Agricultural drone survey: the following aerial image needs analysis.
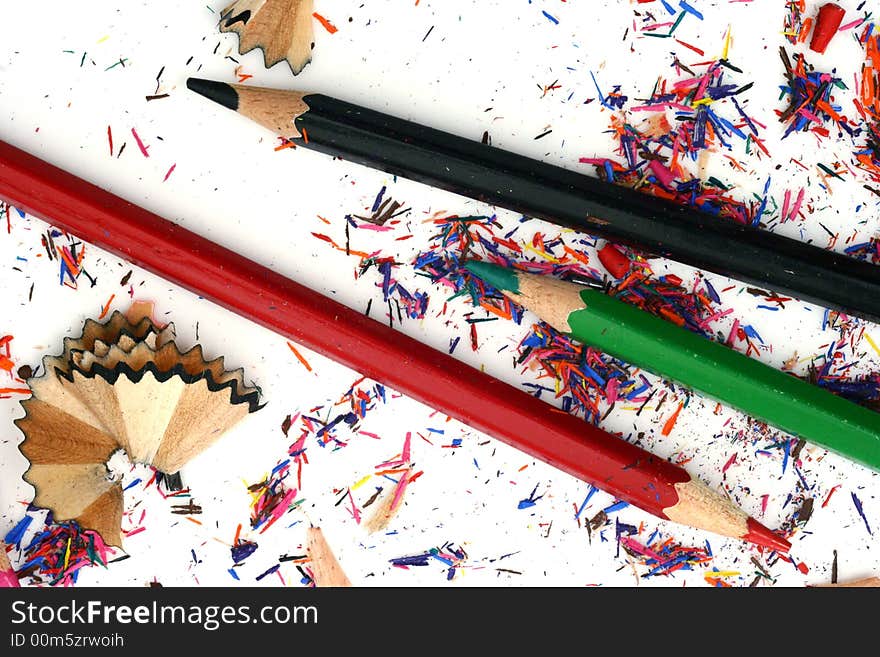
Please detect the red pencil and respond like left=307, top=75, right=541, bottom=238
left=0, top=139, right=788, bottom=551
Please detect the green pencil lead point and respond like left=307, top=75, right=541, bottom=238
left=462, top=260, right=521, bottom=294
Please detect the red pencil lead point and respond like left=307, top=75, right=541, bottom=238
left=744, top=517, right=791, bottom=553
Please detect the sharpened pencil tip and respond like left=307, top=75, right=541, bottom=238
left=463, top=260, right=521, bottom=294
left=186, top=78, right=240, bottom=111
left=744, top=517, right=791, bottom=552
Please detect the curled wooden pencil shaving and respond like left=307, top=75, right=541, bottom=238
left=16, top=305, right=263, bottom=547
left=220, top=0, right=316, bottom=75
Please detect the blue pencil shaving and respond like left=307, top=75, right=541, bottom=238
left=390, top=542, right=468, bottom=580
left=678, top=0, right=703, bottom=19
left=255, top=564, right=280, bottom=581
left=851, top=492, right=873, bottom=535
left=542, top=10, right=559, bottom=24
left=231, top=540, right=259, bottom=564
left=371, top=185, right=386, bottom=213
left=518, top=483, right=544, bottom=510
left=793, top=465, right=811, bottom=491
left=753, top=177, right=771, bottom=225
left=4, top=515, right=34, bottom=546
left=703, top=279, right=720, bottom=303
left=604, top=159, right=615, bottom=183
left=603, top=500, right=629, bottom=514
left=390, top=552, right=431, bottom=567
left=575, top=486, right=597, bottom=519
left=741, top=324, right=764, bottom=344
left=590, top=70, right=610, bottom=110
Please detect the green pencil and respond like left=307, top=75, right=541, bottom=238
left=464, top=260, right=880, bottom=472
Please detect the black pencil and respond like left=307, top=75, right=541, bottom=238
left=186, top=78, right=880, bottom=324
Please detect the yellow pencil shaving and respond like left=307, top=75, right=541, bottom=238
left=865, top=333, right=880, bottom=359
left=722, top=26, right=732, bottom=60
left=704, top=570, right=740, bottom=578
left=692, top=98, right=714, bottom=107
left=248, top=478, right=269, bottom=508
left=63, top=537, right=72, bottom=571
left=97, top=35, right=110, bottom=44
left=523, top=244, right=560, bottom=263
left=351, top=474, right=372, bottom=491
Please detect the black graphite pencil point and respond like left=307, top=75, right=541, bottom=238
left=186, top=78, right=239, bottom=111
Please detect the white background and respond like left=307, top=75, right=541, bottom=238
left=0, top=1, right=878, bottom=586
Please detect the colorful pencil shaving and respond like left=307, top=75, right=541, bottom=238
left=0, top=334, right=30, bottom=398
left=774, top=21, right=880, bottom=189
left=276, top=377, right=386, bottom=498
left=579, top=59, right=771, bottom=225
left=854, top=22, right=880, bottom=183
left=778, top=48, right=854, bottom=140
left=618, top=531, right=713, bottom=579
left=248, top=464, right=300, bottom=533
left=10, top=516, right=115, bottom=586
left=390, top=542, right=468, bottom=581
left=784, top=0, right=812, bottom=46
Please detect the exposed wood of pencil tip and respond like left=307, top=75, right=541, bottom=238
left=220, top=0, right=315, bottom=74
left=232, top=83, right=312, bottom=139
left=663, top=477, right=748, bottom=540
left=307, top=527, right=352, bottom=587
left=501, top=271, right=585, bottom=333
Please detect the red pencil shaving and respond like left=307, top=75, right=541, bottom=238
left=597, top=243, right=632, bottom=279
left=810, top=3, right=845, bottom=54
